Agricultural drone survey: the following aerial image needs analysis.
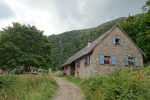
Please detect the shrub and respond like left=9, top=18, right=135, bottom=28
left=76, top=69, right=150, bottom=100
left=65, top=66, right=150, bottom=100
left=103, top=70, right=149, bottom=100
left=80, top=77, right=105, bottom=100
left=0, top=75, right=17, bottom=89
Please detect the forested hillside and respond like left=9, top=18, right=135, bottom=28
left=48, top=17, right=126, bottom=69
left=49, top=10, right=150, bottom=69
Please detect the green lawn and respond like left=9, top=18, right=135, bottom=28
left=66, top=65, right=150, bottom=100
left=0, top=74, right=58, bottom=100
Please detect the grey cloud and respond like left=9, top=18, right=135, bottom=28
left=50, top=0, right=146, bottom=29
left=23, top=0, right=85, bottom=29
left=0, top=0, right=15, bottom=19
left=25, top=0, right=83, bottom=20
left=76, top=0, right=146, bottom=28
left=2, top=0, right=146, bottom=34
left=24, top=0, right=146, bottom=28
left=51, top=0, right=82, bottom=20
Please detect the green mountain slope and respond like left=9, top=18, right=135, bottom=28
left=48, top=12, right=150, bottom=70
left=48, top=17, right=127, bottom=69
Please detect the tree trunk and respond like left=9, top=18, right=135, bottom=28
left=24, top=66, right=31, bottom=72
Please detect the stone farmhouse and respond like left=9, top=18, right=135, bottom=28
left=60, top=25, right=145, bottom=78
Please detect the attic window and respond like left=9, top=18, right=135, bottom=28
left=113, top=37, right=123, bottom=46
left=115, top=39, right=120, bottom=45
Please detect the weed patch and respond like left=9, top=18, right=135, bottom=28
left=66, top=66, right=150, bottom=100
left=0, top=75, right=58, bottom=100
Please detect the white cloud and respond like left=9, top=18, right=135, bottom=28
left=0, top=0, right=146, bottom=35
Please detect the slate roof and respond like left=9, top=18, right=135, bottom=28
left=60, top=25, right=146, bottom=68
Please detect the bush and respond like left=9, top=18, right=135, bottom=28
left=80, top=69, right=150, bottom=100
left=80, top=77, right=105, bottom=100
left=9, top=68, right=24, bottom=74
left=103, top=70, right=149, bottom=100
left=66, top=66, right=150, bottom=100
left=0, top=75, right=17, bottom=89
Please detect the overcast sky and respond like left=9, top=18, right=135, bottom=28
left=0, top=0, right=146, bottom=35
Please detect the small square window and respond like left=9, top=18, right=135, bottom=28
left=76, top=61, right=80, bottom=68
left=128, top=57, right=134, bottom=66
left=115, top=38, right=120, bottom=45
left=84, top=56, right=90, bottom=66
left=104, top=56, right=111, bottom=64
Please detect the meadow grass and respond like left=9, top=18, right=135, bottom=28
left=0, top=74, right=58, bottom=100
left=66, top=65, right=150, bottom=100
left=66, top=76, right=82, bottom=85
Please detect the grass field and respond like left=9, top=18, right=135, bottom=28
left=0, top=74, right=58, bottom=100
left=66, top=65, right=150, bottom=100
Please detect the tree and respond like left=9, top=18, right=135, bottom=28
left=0, top=23, right=52, bottom=71
left=120, top=0, right=150, bottom=62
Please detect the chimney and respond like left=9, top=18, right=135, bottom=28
left=87, top=32, right=91, bottom=48
left=87, top=40, right=91, bottom=48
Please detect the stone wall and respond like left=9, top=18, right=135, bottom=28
left=91, top=27, right=143, bottom=75
left=65, top=26, right=144, bottom=78
left=74, top=55, right=93, bottom=78
left=62, top=66, right=71, bottom=75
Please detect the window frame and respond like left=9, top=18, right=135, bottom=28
left=99, top=55, right=117, bottom=65
left=113, top=37, right=123, bottom=46
left=115, top=38, right=120, bottom=45
left=104, top=56, right=111, bottom=64
left=124, top=56, right=139, bottom=67
left=76, top=60, right=80, bottom=68
left=84, top=55, right=90, bottom=66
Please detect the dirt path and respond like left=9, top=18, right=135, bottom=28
left=52, top=77, right=84, bottom=100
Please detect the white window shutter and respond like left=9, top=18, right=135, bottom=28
left=111, top=56, right=117, bottom=65
left=134, top=57, right=139, bottom=67
left=124, top=56, right=129, bottom=66
left=99, top=55, right=104, bottom=64
left=112, top=37, right=116, bottom=45
left=120, top=39, right=124, bottom=46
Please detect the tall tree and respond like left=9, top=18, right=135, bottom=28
left=120, top=0, right=150, bottom=62
left=0, top=23, right=52, bottom=71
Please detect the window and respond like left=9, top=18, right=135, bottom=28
left=76, top=61, right=80, bottom=68
left=99, top=55, right=117, bottom=65
left=113, top=37, right=123, bottom=46
left=115, top=39, right=120, bottom=45
left=104, top=56, right=111, bottom=64
left=124, top=56, right=139, bottom=66
left=128, top=57, right=134, bottom=66
left=84, top=55, right=90, bottom=66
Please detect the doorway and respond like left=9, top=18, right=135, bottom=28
left=70, top=62, right=75, bottom=76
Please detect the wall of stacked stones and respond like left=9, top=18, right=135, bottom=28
left=91, top=27, right=143, bottom=75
